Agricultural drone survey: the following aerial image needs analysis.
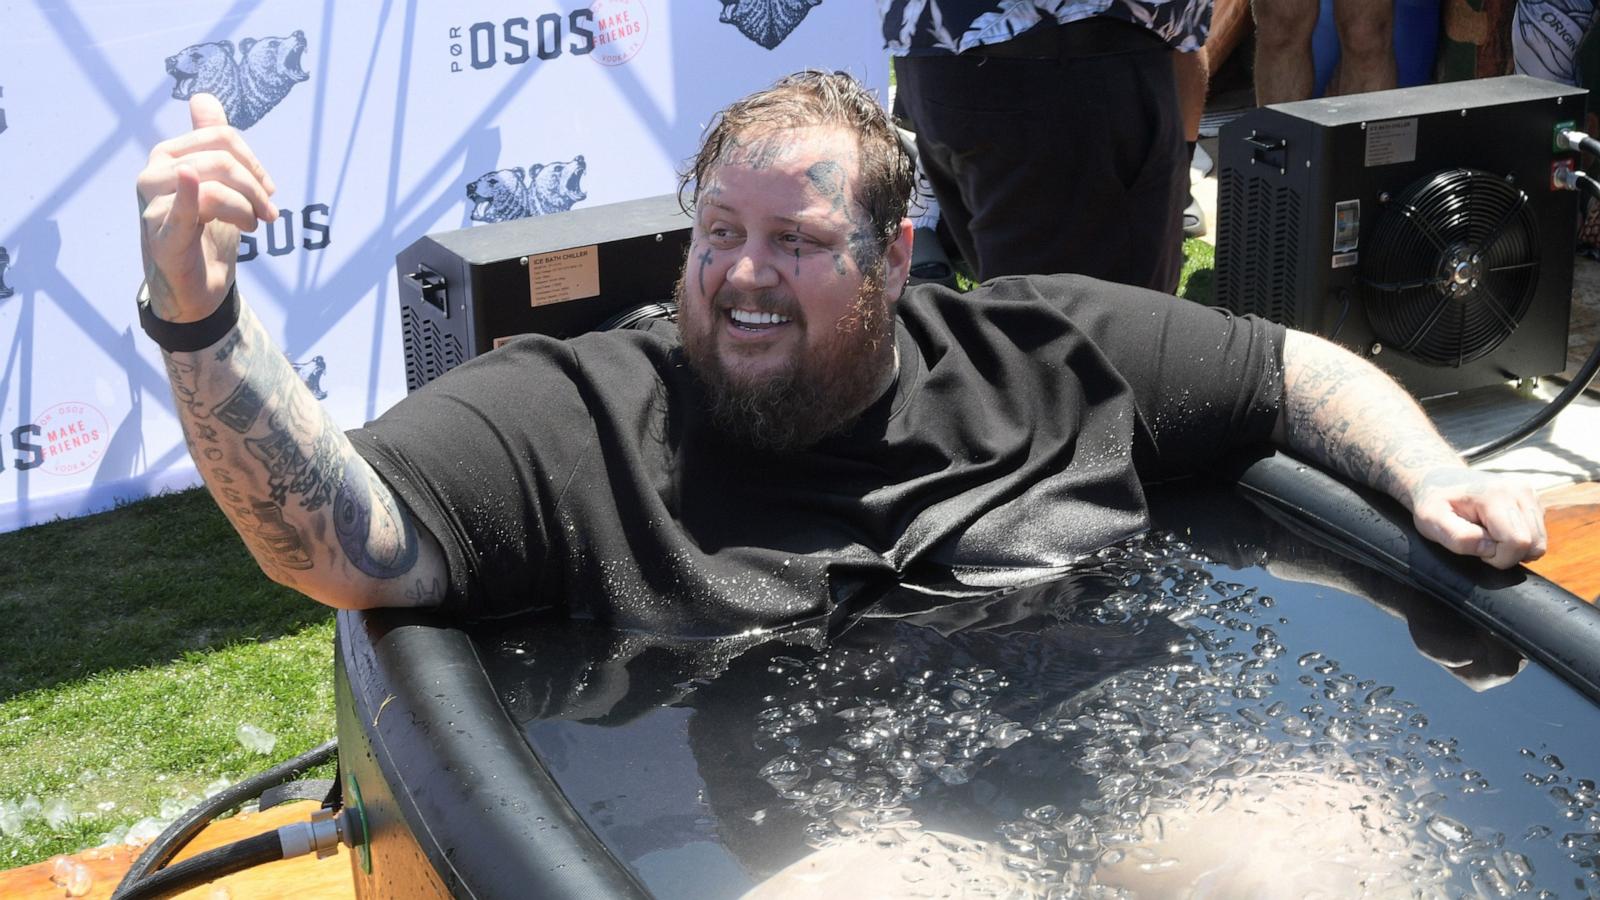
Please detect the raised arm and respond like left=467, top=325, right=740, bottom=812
left=1273, top=330, right=1547, bottom=569
left=137, top=94, right=446, bottom=609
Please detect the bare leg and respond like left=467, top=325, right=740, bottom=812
left=1176, top=46, right=1210, bottom=236
left=1176, top=45, right=1210, bottom=143
left=744, top=768, right=1435, bottom=898
left=1333, top=0, right=1397, bottom=94
left=1096, top=769, right=1432, bottom=896
left=1252, top=0, right=1319, bottom=104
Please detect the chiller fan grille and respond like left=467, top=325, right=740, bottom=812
left=1358, top=168, right=1540, bottom=367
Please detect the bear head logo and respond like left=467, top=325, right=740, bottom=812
left=465, top=156, right=588, bottom=223
left=165, top=30, right=309, bottom=129
left=527, top=156, right=588, bottom=216
left=466, top=168, right=531, bottom=223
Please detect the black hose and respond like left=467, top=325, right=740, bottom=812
left=1461, top=172, right=1600, bottom=462
left=112, top=830, right=283, bottom=900
left=1463, top=332, right=1600, bottom=462
left=113, top=738, right=337, bottom=898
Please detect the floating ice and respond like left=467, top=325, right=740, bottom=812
left=732, top=532, right=1599, bottom=895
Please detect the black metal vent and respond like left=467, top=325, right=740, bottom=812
left=1216, top=169, right=1302, bottom=329
left=1358, top=169, right=1539, bottom=367
left=401, top=306, right=466, bottom=390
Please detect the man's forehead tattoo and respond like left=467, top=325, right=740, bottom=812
left=805, top=161, right=850, bottom=215
left=721, top=133, right=798, bottom=170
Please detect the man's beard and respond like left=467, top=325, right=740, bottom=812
left=678, top=269, right=896, bottom=452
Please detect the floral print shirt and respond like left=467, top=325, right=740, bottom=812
left=880, top=0, right=1212, bottom=55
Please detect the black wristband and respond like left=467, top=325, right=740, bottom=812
left=138, top=281, right=241, bottom=353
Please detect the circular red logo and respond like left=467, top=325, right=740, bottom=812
left=34, top=401, right=109, bottom=476
left=589, top=0, right=648, bottom=66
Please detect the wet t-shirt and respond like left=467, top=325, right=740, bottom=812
left=347, top=274, right=1285, bottom=634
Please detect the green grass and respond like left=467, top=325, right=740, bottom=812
left=0, top=489, right=335, bottom=867
left=1178, top=237, right=1215, bottom=304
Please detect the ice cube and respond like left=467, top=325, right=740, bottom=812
left=236, top=723, right=278, bottom=755
left=43, top=797, right=73, bottom=830
left=63, top=860, right=92, bottom=897
left=126, top=817, right=166, bottom=845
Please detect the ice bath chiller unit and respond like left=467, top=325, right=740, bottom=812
left=1214, top=75, right=1583, bottom=397
left=394, top=194, right=690, bottom=391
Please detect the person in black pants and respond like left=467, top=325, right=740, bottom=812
left=886, top=3, right=1212, bottom=292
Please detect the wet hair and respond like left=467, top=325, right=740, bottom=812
left=678, top=70, right=914, bottom=259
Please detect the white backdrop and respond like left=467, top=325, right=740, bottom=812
left=0, top=1, right=889, bottom=532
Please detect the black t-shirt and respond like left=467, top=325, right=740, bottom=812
left=348, top=275, right=1285, bottom=633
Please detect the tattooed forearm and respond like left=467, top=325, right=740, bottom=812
left=159, top=297, right=445, bottom=609
left=214, top=379, right=266, bottom=433
left=333, top=458, right=419, bottom=579
left=247, top=499, right=315, bottom=571
left=213, top=330, right=243, bottom=362
left=404, top=577, right=446, bottom=606
left=1280, top=332, right=1461, bottom=507
left=243, top=398, right=344, bottom=512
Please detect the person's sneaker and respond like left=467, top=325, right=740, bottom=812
left=1183, top=194, right=1207, bottom=239
left=1190, top=143, right=1213, bottom=181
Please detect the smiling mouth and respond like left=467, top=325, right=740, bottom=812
left=728, top=308, right=793, bottom=330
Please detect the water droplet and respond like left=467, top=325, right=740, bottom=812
left=1426, top=814, right=1473, bottom=846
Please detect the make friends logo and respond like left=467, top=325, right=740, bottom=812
left=32, top=402, right=108, bottom=477
left=466, top=157, right=588, bottom=223
left=165, top=30, right=310, bottom=129
left=589, top=0, right=647, bottom=65
left=718, top=0, right=822, bottom=49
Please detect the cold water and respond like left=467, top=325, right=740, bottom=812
left=486, top=514, right=1600, bottom=897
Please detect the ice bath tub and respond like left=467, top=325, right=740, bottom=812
left=332, top=452, right=1600, bottom=897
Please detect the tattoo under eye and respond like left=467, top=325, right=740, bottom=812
left=698, top=247, right=714, bottom=295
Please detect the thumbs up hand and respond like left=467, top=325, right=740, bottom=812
left=135, top=93, right=279, bottom=322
